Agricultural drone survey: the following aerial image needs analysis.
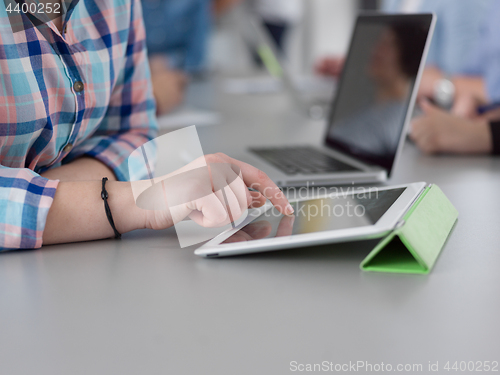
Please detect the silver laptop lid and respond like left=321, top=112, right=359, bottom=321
left=324, top=13, right=435, bottom=177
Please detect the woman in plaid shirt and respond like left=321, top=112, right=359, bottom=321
left=0, top=0, right=292, bottom=251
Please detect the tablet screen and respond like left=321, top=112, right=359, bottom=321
left=222, top=188, right=405, bottom=244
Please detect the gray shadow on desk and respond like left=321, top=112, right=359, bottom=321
left=212, top=238, right=378, bottom=262
left=197, top=238, right=430, bottom=304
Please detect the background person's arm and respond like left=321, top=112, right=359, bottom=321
left=410, top=100, right=492, bottom=154
left=451, top=76, right=488, bottom=117
left=315, top=56, right=345, bottom=77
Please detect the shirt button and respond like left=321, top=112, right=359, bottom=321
left=63, top=143, right=73, bottom=153
left=73, top=81, right=84, bottom=93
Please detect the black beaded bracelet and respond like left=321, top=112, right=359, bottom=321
left=101, top=177, right=121, bottom=239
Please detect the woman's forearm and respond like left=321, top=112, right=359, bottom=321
left=41, top=153, right=293, bottom=246
left=43, top=180, right=146, bottom=245
left=41, top=157, right=117, bottom=182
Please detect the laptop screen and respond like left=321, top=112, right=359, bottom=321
left=325, top=14, right=433, bottom=175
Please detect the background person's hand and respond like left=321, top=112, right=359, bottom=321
left=410, top=100, right=493, bottom=154
left=315, top=56, right=345, bottom=77
left=451, top=92, right=481, bottom=119
left=133, top=153, right=294, bottom=231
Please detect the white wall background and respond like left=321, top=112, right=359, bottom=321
left=307, top=0, right=357, bottom=61
left=209, top=0, right=358, bottom=74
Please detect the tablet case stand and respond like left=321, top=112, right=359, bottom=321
left=360, top=184, right=458, bottom=274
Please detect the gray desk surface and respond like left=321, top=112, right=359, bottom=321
left=1, top=78, right=500, bottom=375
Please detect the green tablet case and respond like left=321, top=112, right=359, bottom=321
left=360, top=185, right=458, bottom=274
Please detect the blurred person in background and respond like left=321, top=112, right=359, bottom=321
left=142, top=0, right=240, bottom=115
left=381, top=0, right=491, bottom=106
left=316, top=0, right=491, bottom=108
left=410, top=1, right=500, bottom=155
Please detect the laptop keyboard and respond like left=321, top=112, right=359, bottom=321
left=250, top=146, right=359, bottom=175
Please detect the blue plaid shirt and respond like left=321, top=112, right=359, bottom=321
left=0, top=0, right=158, bottom=250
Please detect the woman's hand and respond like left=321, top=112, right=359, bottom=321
left=132, top=153, right=294, bottom=231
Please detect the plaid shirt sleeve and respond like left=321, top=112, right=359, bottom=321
left=0, top=166, right=59, bottom=250
left=63, top=0, right=158, bottom=181
left=0, top=0, right=158, bottom=251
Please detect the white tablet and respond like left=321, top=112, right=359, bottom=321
left=195, top=182, right=427, bottom=258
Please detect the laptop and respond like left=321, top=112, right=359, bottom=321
left=235, top=13, right=435, bottom=187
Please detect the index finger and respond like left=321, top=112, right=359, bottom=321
left=215, top=153, right=294, bottom=215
